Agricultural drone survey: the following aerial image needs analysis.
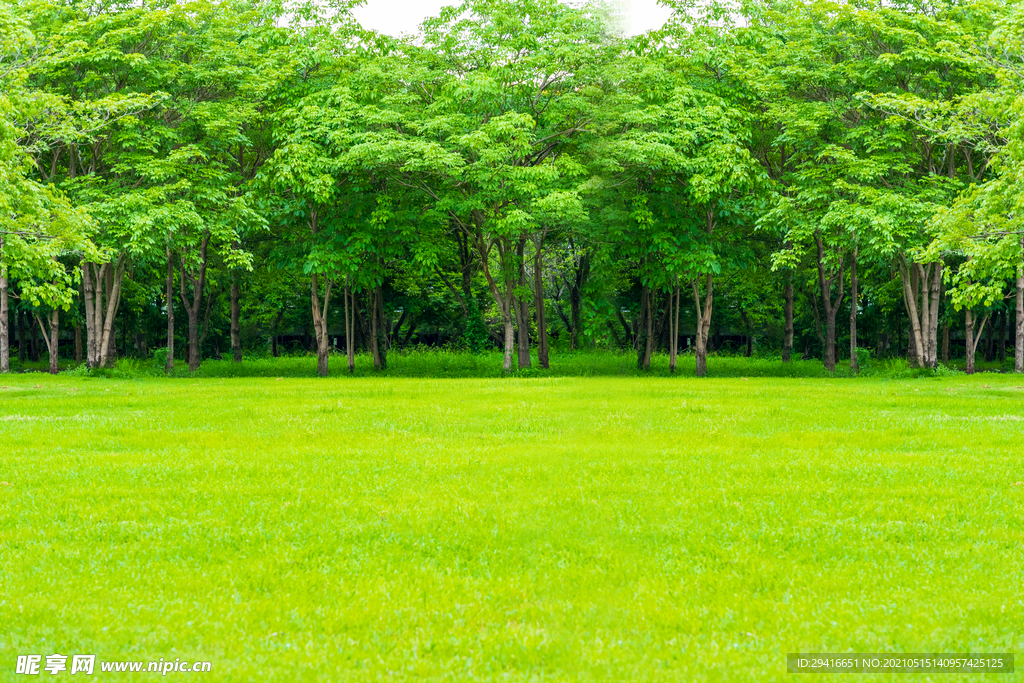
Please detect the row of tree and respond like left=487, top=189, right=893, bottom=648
left=1, top=0, right=1023, bottom=376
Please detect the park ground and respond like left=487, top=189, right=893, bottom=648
left=1, top=366, right=1022, bottom=681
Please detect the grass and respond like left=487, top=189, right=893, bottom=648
left=1, top=367, right=1022, bottom=680
left=8, top=346, right=1020, bottom=379
left=16, top=346, right=1014, bottom=379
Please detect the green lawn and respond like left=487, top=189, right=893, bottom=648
left=1, top=371, right=1022, bottom=681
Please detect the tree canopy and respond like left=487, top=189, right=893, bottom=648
left=3, top=0, right=1023, bottom=376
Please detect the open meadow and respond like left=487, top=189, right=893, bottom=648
left=1, top=367, right=1022, bottom=681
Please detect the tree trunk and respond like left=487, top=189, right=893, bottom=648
left=0, top=242, right=8, bottom=373
left=472, top=232, right=516, bottom=372
left=187, top=308, right=199, bottom=372
left=104, top=266, right=118, bottom=366
left=739, top=309, right=753, bottom=357
left=230, top=275, right=242, bottom=363
left=533, top=240, right=549, bottom=369
left=637, top=285, right=653, bottom=370
left=1016, top=247, right=1024, bottom=373
left=48, top=309, right=59, bottom=374
left=814, top=234, right=844, bottom=373
left=310, top=272, right=332, bottom=378
left=897, top=258, right=943, bottom=369
left=899, top=257, right=924, bottom=368
left=166, top=248, right=175, bottom=374
left=849, top=246, right=859, bottom=374
left=179, top=235, right=210, bottom=373
left=783, top=272, right=794, bottom=363
left=82, top=262, right=98, bottom=368
left=692, top=273, right=713, bottom=377
left=514, top=236, right=531, bottom=370
left=35, top=307, right=59, bottom=375
left=824, top=316, right=837, bottom=372
left=402, top=319, right=418, bottom=346
left=984, top=310, right=995, bottom=362
left=369, top=287, right=382, bottom=371
left=568, top=246, right=589, bottom=352
left=965, top=308, right=989, bottom=375
left=345, top=286, right=355, bottom=374
left=925, top=262, right=941, bottom=368
left=376, top=285, right=387, bottom=370
left=669, top=281, right=680, bottom=374
left=81, top=260, right=126, bottom=369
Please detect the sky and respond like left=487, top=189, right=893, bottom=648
left=351, top=0, right=674, bottom=38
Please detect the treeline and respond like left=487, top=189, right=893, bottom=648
left=1, top=0, right=1023, bottom=377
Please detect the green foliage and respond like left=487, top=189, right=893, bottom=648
left=463, top=301, right=491, bottom=354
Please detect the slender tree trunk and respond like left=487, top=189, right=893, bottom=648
left=984, top=311, right=995, bottom=362
left=898, top=257, right=925, bottom=368
left=166, top=249, right=175, bottom=374
left=645, top=288, right=654, bottom=368
left=783, top=273, right=794, bottom=363
left=179, top=235, right=210, bottom=373
left=669, top=281, right=680, bottom=374
left=925, top=263, right=942, bottom=368
left=81, top=260, right=126, bottom=370
left=1016, top=247, right=1024, bottom=373
left=739, top=310, right=753, bottom=357
left=104, top=266, right=117, bottom=366
left=376, top=285, right=387, bottom=370
left=0, top=242, right=8, bottom=373
left=35, top=307, right=59, bottom=375
left=568, top=247, right=589, bottom=352
left=942, top=323, right=949, bottom=364
left=907, top=320, right=918, bottom=364
left=849, top=246, right=859, bottom=374
left=815, top=234, right=844, bottom=373
left=637, top=285, right=653, bottom=370
left=965, top=308, right=989, bottom=375
left=82, top=263, right=97, bottom=368
left=345, top=286, right=355, bottom=374
left=403, top=319, right=418, bottom=346
left=500, top=307, right=513, bottom=370
left=824, top=316, right=837, bottom=371
left=692, top=274, right=713, bottom=377
left=533, top=241, right=549, bottom=369
left=514, top=236, right=531, bottom=369
left=47, top=309, right=59, bottom=374
left=898, top=259, right=943, bottom=369
left=473, top=233, right=516, bottom=372
left=310, top=272, right=332, bottom=378
left=369, top=287, right=382, bottom=371
left=230, top=275, right=241, bottom=363
left=187, top=310, right=199, bottom=372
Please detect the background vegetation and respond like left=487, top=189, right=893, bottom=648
left=3, top=0, right=1024, bottom=379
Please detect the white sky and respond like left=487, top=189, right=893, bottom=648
left=352, top=0, right=674, bottom=38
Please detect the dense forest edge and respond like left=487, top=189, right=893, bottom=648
left=3, top=0, right=1024, bottom=379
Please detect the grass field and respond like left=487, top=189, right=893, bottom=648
left=1, top=368, right=1022, bottom=680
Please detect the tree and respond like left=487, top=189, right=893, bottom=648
left=343, top=0, right=609, bottom=371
